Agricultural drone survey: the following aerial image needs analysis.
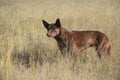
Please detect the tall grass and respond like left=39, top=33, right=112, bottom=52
left=0, top=0, right=120, bottom=80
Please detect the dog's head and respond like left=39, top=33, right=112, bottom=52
left=42, top=18, right=61, bottom=38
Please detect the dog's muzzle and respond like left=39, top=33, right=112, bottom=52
left=47, top=33, right=50, bottom=37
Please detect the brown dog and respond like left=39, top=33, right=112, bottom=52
left=42, top=18, right=111, bottom=58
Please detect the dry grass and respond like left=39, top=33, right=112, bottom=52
left=0, top=0, right=120, bottom=80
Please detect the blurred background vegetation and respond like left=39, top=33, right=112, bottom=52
left=0, top=0, right=120, bottom=80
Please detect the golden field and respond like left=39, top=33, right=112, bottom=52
left=0, top=0, right=120, bottom=80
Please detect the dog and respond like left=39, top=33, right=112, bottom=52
left=42, top=18, right=111, bottom=58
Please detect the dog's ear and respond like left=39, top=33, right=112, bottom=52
left=42, top=20, right=49, bottom=29
left=55, top=18, right=61, bottom=28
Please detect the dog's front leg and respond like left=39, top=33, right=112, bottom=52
left=59, top=46, right=68, bottom=57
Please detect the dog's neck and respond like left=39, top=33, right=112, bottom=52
left=54, top=27, right=71, bottom=51
left=55, top=27, right=71, bottom=41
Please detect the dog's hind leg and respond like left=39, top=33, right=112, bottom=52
left=107, top=44, right=111, bottom=55
left=96, top=41, right=104, bottom=58
left=96, top=35, right=107, bottom=58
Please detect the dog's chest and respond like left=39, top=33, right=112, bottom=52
left=55, top=37, right=69, bottom=48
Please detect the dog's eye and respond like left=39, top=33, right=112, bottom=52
left=48, top=26, right=53, bottom=29
left=48, top=26, right=54, bottom=29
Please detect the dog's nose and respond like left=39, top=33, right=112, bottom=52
left=47, top=33, right=50, bottom=37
